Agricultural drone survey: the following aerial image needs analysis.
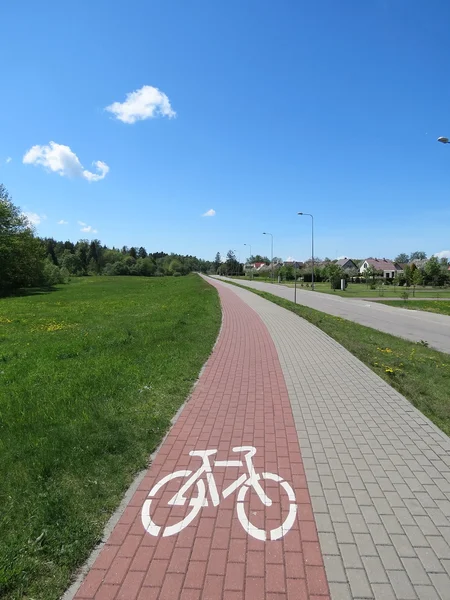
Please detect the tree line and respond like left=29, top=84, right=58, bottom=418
left=0, top=184, right=212, bottom=295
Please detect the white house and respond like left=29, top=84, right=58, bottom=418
left=360, top=258, right=403, bottom=279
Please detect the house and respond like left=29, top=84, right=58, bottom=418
left=283, top=261, right=304, bottom=269
left=335, top=258, right=358, bottom=271
left=360, top=258, right=403, bottom=279
left=244, top=261, right=268, bottom=271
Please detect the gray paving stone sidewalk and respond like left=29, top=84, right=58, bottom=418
left=210, top=278, right=450, bottom=600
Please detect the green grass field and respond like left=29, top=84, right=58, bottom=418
left=226, top=281, right=450, bottom=439
left=0, top=275, right=221, bottom=600
left=380, top=300, right=450, bottom=316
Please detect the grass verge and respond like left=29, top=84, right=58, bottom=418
left=224, top=280, right=450, bottom=438
left=0, top=275, right=221, bottom=600
left=227, top=278, right=450, bottom=298
left=380, top=300, right=450, bottom=316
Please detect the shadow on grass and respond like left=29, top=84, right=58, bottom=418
left=0, top=285, right=59, bottom=299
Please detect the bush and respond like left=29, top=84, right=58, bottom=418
left=60, top=267, right=70, bottom=283
left=42, top=260, right=63, bottom=286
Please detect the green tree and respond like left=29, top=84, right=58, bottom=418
left=410, top=251, right=427, bottom=261
left=324, top=263, right=344, bottom=289
left=42, top=259, right=63, bottom=286
left=168, top=258, right=183, bottom=275
left=60, top=249, right=83, bottom=275
left=137, top=246, right=148, bottom=259
left=424, top=256, right=441, bottom=285
left=0, top=184, right=45, bottom=294
left=213, top=252, right=221, bottom=273
left=395, top=253, right=409, bottom=264
left=134, top=257, right=156, bottom=276
left=411, top=268, right=423, bottom=295
left=248, top=254, right=270, bottom=264
left=363, top=264, right=381, bottom=288
left=75, top=240, right=90, bottom=273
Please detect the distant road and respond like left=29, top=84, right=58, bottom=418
left=213, top=276, right=450, bottom=354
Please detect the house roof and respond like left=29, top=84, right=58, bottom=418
left=335, top=258, right=356, bottom=268
left=363, top=258, right=401, bottom=271
left=283, top=261, right=304, bottom=267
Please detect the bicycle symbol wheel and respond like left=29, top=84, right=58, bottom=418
left=141, top=470, right=206, bottom=537
left=237, top=473, right=297, bottom=541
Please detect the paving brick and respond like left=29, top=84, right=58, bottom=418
left=370, top=583, right=396, bottom=599
left=427, top=535, right=450, bottom=559
left=354, top=533, right=377, bottom=557
left=401, top=557, right=431, bottom=586
left=347, top=568, right=373, bottom=598
left=378, top=545, right=403, bottom=571
left=328, top=582, right=352, bottom=600
left=387, top=570, right=417, bottom=600
left=323, top=555, right=346, bottom=583
left=429, top=572, right=450, bottom=599
left=361, top=556, right=388, bottom=584
left=341, top=544, right=363, bottom=569
left=116, top=571, right=145, bottom=600
left=390, top=534, right=417, bottom=558
left=410, top=586, right=440, bottom=600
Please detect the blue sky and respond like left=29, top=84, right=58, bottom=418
left=1, top=0, right=450, bottom=262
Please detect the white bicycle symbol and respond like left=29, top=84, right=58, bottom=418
left=141, top=446, right=297, bottom=541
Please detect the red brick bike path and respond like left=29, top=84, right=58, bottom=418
left=73, top=280, right=329, bottom=600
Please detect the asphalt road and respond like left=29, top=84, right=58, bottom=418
left=214, top=276, right=450, bottom=354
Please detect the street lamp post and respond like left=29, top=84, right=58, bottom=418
left=298, top=212, right=315, bottom=291
left=244, top=243, right=252, bottom=279
left=263, top=232, right=274, bottom=282
left=438, top=137, right=450, bottom=144
left=231, top=249, right=239, bottom=276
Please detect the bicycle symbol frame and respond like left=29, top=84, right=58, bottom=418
left=141, top=446, right=297, bottom=541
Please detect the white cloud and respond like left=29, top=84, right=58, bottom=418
left=83, top=160, right=109, bottom=182
left=23, top=141, right=109, bottom=182
left=106, top=85, right=176, bottom=124
left=434, top=250, right=450, bottom=259
left=202, top=208, right=216, bottom=217
left=79, top=223, right=98, bottom=234
left=22, top=212, right=47, bottom=226
left=5, top=157, right=12, bottom=164
left=58, top=219, right=68, bottom=225
left=285, top=256, right=296, bottom=262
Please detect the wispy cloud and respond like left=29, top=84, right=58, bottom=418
left=202, top=208, right=216, bottom=217
left=78, top=221, right=98, bottom=234
left=5, top=157, right=12, bottom=164
left=58, top=219, right=68, bottom=225
left=106, top=85, right=176, bottom=124
left=23, top=141, right=109, bottom=182
left=22, top=212, right=47, bottom=226
left=434, top=250, right=450, bottom=259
